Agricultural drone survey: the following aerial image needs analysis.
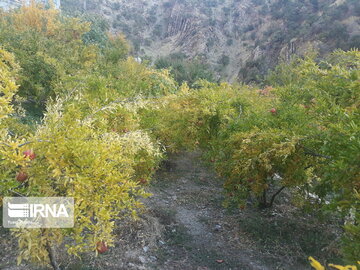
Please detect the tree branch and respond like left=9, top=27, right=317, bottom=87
left=18, top=139, right=51, bottom=148
left=268, top=186, right=286, bottom=208
left=300, top=145, right=332, bottom=160
left=84, top=96, right=164, bottom=121
left=46, top=240, right=60, bottom=270
left=8, top=189, right=26, bottom=197
left=0, top=142, right=11, bottom=148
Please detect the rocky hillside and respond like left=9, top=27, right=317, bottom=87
left=61, top=0, right=360, bottom=83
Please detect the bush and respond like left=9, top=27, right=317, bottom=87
left=218, top=54, right=230, bottom=66
left=148, top=50, right=360, bottom=262
left=154, top=54, right=215, bottom=86
left=0, top=4, right=168, bottom=267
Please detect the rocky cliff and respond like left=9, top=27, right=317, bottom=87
left=61, top=0, right=360, bottom=83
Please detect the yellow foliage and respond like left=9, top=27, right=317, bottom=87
left=3, top=2, right=90, bottom=42
left=112, top=57, right=177, bottom=97
left=309, top=257, right=326, bottom=270
left=1, top=94, right=163, bottom=263
left=11, top=0, right=60, bottom=36
left=0, top=49, right=19, bottom=122
left=107, top=32, right=131, bottom=52
left=56, top=17, right=91, bottom=42
left=309, top=257, right=360, bottom=270
left=139, top=82, right=255, bottom=152
left=328, top=264, right=357, bottom=270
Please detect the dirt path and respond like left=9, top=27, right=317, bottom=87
left=144, top=152, right=272, bottom=270
left=2, top=151, right=329, bottom=270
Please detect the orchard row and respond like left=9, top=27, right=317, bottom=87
left=0, top=3, right=359, bottom=267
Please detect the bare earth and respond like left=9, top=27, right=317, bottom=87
left=144, top=151, right=271, bottom=270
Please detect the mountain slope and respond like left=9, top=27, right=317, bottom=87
left=62, top=0, right=360, bottom=83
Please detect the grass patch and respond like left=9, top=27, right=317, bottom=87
left=165, top=224, right=193, bottom=246
left=237, top=211, right=342, bottom=265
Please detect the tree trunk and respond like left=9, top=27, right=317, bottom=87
left=46, top=240, right=60, bottom=270
left=258, top=186, right=286, bottom=209
left=268, top=186, right=285, bottom=208
left=258, top=190, right=268, bottom=209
